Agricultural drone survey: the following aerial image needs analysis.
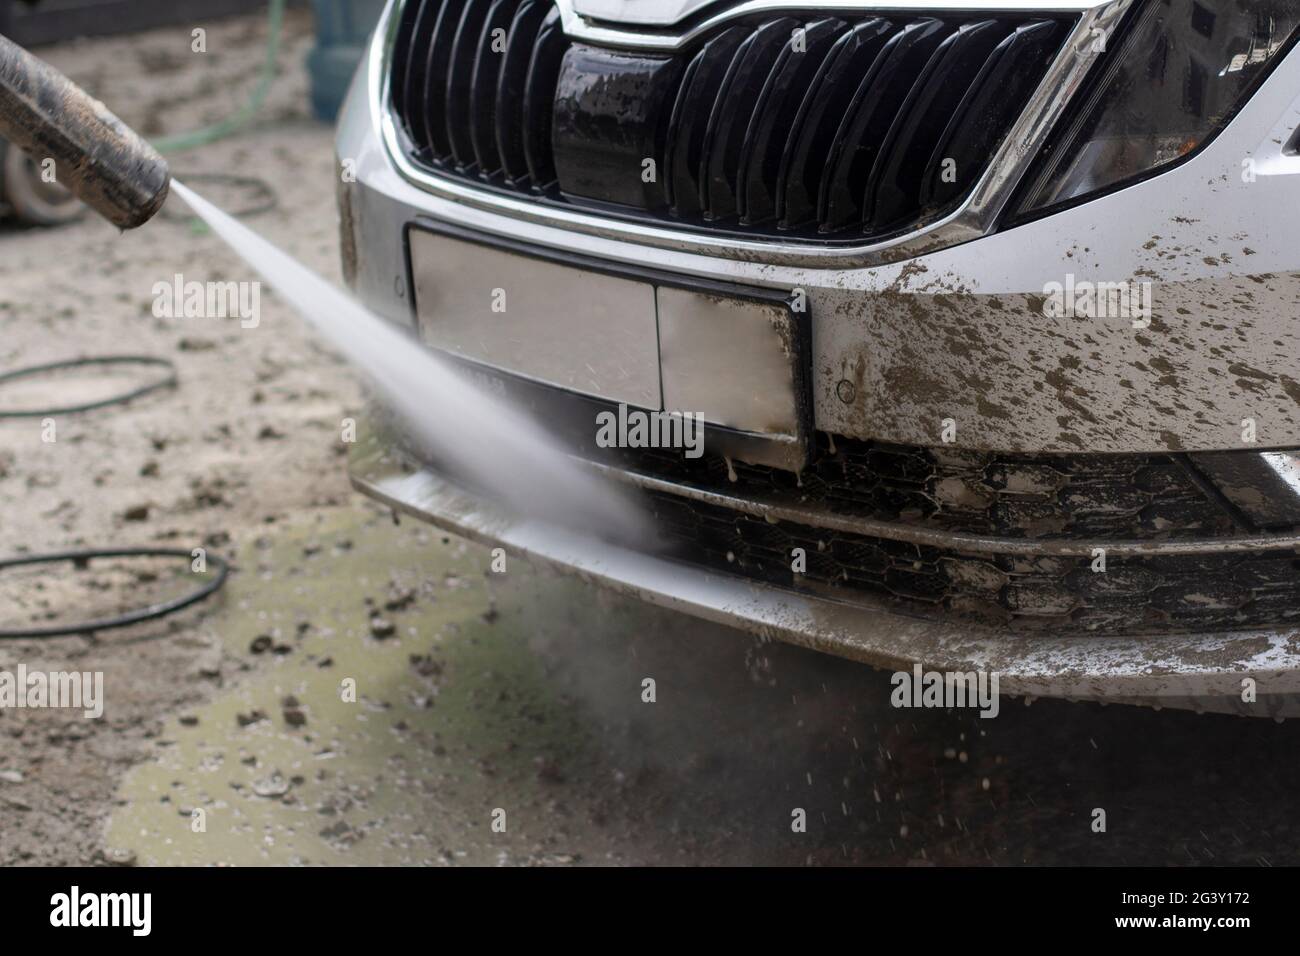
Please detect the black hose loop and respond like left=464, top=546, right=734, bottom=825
left=0, top=355, right=178, bottom=418
left=0, top=547, right=229, bottom=639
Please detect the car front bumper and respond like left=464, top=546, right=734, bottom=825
left=351, top=421, right=1300, bottom=715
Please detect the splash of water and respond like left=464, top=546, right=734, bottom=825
left=171, top=180, right=648, bottom=542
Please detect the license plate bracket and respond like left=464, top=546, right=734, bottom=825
left=406, top=221, right=812, bottom=469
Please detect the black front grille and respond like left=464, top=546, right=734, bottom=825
left=646, top=489, right=1300, bottom=634
left=620, top=436, right=1300, bottom=634
left=388, top=1, right=1074, bottom=241
left=626, top=434, right=1242, bottom=542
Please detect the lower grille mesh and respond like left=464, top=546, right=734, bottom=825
left=627, top=435, right=1240, bottom=542
left=645, top=491, right=1300, bottom=634
left=621, top=435, right=1300, bottom=634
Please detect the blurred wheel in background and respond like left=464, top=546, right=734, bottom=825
left=0, top=139, right=86, bottom=226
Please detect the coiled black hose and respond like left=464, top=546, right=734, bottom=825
left=0, top=355, right=177, bottom=418
left=0, top=547, right=229, bottom=639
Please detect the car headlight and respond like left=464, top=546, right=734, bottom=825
left=1012, top=0, right=1300, bottom=219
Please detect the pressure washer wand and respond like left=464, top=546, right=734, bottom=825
left=0, top=31, right=169, bottom=228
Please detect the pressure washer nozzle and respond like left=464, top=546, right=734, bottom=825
left=0, top=31, right=169, bottom=229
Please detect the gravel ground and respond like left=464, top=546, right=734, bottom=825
left=3, top=10, right=1300, bottom=868
left=0, top=9, right=360, bottom=865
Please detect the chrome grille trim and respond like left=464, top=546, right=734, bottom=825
left=564, top=1, right=1112, bottom=50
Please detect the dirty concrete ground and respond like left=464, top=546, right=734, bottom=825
left=3, top=12, right=1300, bottom=867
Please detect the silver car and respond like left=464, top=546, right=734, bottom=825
left=337, top=0, right=1300, bottom=716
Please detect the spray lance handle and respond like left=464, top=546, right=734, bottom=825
left=0, top=31, right=169, bottom=229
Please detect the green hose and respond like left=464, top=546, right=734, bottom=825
left=151, top=0, right=287, bottom=154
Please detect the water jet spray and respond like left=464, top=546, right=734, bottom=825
left=0, top=31, right=649, bottom=543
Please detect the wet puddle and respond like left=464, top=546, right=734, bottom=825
left=104, top=504, right=618, bottom=865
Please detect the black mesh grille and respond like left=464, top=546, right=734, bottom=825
left=645, top=489, right=1300, bottom=634
left=388, top=2, right=1074, bottom=241
left=617, top=436, right=1300, bottom=633
left=623, top=434, right=1242, bottom=542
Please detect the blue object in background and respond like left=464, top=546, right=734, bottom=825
left=308, top=0, right=387, bottom=121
